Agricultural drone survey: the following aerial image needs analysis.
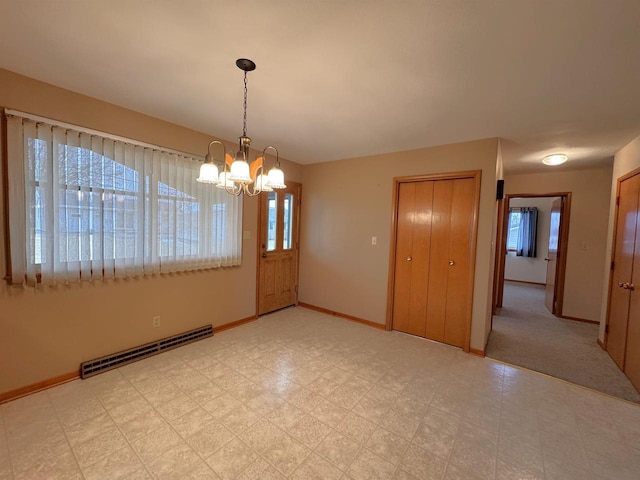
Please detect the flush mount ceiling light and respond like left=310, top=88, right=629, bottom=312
left=542, top=153, right=568, bottom=166
left=197, top=58, right=286, bottom=196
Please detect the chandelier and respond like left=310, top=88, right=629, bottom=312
left=197, top=58, right=286, bottom=196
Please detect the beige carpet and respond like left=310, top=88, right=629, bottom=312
left=487, top=281, right=640, bottom=403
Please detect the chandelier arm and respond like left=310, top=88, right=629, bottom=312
left=225, top=183, right=243, bottom=196
left=206, top=140, right=226, bottom=165
left=243, top=184, right=261, bottom=197
left=246, top=164, right=264, bottom=196
left=220, top=160, right=240, bottom=196
left=262, top=146, right=280, bottom=167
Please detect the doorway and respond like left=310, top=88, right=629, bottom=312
left=495, top=193, right=571, bottom=316
left=256, top=181, right=301, bottom=315
left=488, top=192, right=640, bottom=401
left=385, top=170, right=481, bottom=352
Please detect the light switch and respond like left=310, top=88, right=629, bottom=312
left=371, top=236, right=377, bottom=245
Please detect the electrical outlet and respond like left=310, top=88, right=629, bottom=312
left=153, top=316, right=160, bottom=328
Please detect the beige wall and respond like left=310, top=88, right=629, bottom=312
left=298, top=138, right=499, bottom=352
left=600, top=135, right=640, bottom=340
left=0, top=69, right=302, bottom=394
left=504, top=166, right=613, bottom=322
left=504, top=197, right=557, bottom=284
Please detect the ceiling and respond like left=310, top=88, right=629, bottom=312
left=1, top=0, right=640, bottom=173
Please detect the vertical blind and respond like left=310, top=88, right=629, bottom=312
left=6, top=113, right=242, bottom=286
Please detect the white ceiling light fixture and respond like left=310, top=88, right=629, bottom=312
left=196, top=58, right=286, bottom=196
left=542, top=153, right=568, bottom=166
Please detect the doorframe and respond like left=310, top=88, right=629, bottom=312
left=385, top=170, right=482, bottom=353
left=603, top=165, right=640, bottom=349
left=494, top=192, right=571, bottom=316
left=255, top=181, right=302, bottom=317
left=492, top=197, right=506, bottom=316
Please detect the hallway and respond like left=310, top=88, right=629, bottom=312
left=487, top=281, right=640, bottom=403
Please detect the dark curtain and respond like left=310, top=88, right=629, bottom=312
left=516, top=207, right=538, bottom=257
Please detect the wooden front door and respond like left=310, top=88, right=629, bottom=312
left=258, top=182, right=301, bottom=315
left=391, top=173, right=479, bottom=349
left=607, top=174, right=640, bottom=370
left=544, top=198, right=563, bottom=313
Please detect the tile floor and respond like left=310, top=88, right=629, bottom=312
left=1, top=306, right=640, bottom=479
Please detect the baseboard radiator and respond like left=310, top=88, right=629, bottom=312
left=80, top=325, right=213, bottom=379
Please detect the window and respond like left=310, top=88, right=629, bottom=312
left=506, top=206, right=538, bottom=257
left=283, top=193, right=294, bottom=250
left=266, top=192, right=277, bottom=251
left=6, top=113, right=242, bottom=285
left=506, top=209, right=522, bottom=251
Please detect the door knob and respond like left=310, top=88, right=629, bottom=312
left=619, top=282, right=625, bottom=288
left=261, top=253, right=267, bottom=258
left=449, top=260, right=455, bottom=266
left=406, top=256, right=412, bottom=261
left=623, top=283, right=630, bottom=289
left=630, top=283, right=635, bottom=291
left=544, top=258, right=550, bottom=261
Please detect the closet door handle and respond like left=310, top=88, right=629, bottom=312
left=406, top=256, right=412, bottom=262
left=630, top=283, right=635, bottom=291
left=449, top=260, right=455, bottom=266
left=618, top=282, right=625, bottom=288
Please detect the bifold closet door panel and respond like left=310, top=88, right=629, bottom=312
left=443, top=177, right=475, bottom=348
left=425, top=180, right=454, bottom=343
left=392, top=181, right=434, bottom=336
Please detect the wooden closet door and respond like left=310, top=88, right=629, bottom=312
left=608, top=175, right=640, bottom=369
left=425, top=180, right=453, bottom=342
left=444, top=178, right=475, bottom=347
left=390, top=172, right=478, bottom=350
left=625, top=190, right=640, bottom=389
left=425, top=178, right=474, bottom=347
left=392, top=182, right=434, bottom=336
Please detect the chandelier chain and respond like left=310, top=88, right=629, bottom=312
left=243, top=71, right=248, bottom=137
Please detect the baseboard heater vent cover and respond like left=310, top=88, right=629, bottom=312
left=80, top=324, right=213, bottom=379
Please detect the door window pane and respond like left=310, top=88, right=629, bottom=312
left=267, top=192, right=277, bottom=251
left=283, top=193, right=294, bottom=250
